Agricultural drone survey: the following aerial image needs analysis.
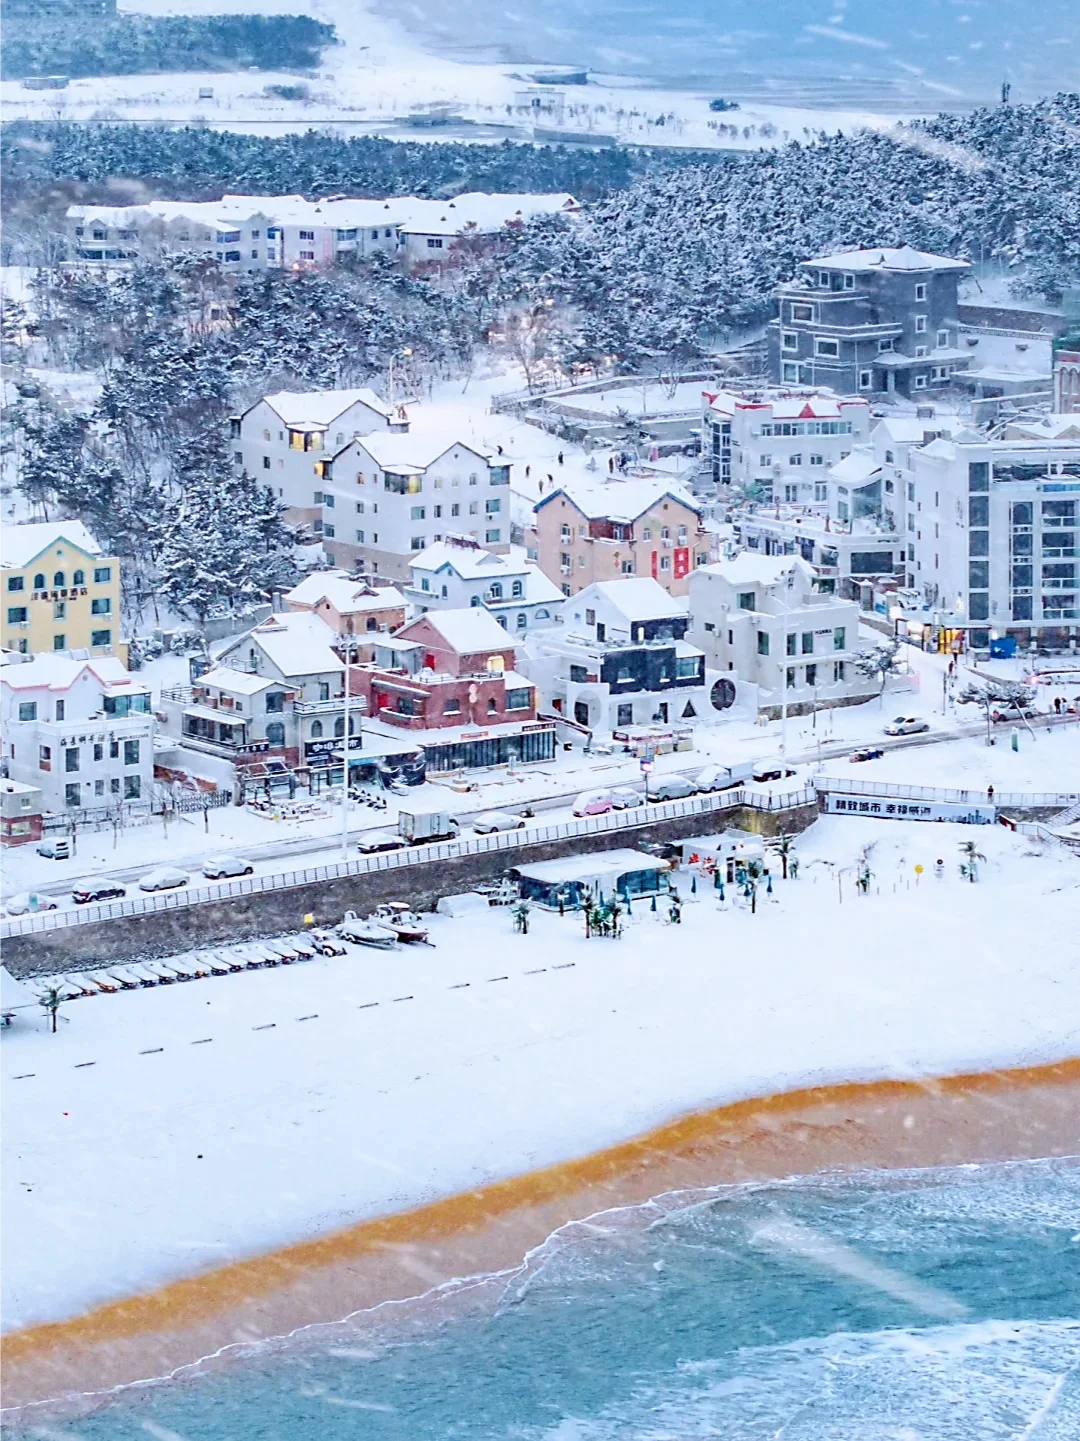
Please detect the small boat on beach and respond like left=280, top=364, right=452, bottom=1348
left=337, top=910, right=399, bottom=948
left=371, top=902, right=430, bottom=944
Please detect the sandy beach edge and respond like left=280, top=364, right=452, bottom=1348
left=4, top=1057, right=1079, bottom=1413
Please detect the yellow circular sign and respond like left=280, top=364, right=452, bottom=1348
left=914, top=865, right=924, bottom=875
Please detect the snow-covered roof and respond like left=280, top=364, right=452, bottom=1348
left=1, top=520, right=103, bottom=569
left=1005, top=414, right=1080, bottom=441
left=0, top=654, right=139, bottom=692
left=697, top=553, right=813, bottom=589
left=829, top=450, right=881, bottom=485
left=285, top=572, right=405, bottom=613
left=401, top=607, right=515, bottom=654
left=578, top=578, right=688, bottom=623
left=410, top=541, right=523, bottom=580
left=872, top=416, right=942, bottom=444
left=501, top=670, right=534, bottom=690
left=241, top=612, right=343, bottom=678
left=395, top=192, right=579, bottom=237
left=259, top=389, right=393, bottom=429
left=1, top=965, right=38, bottom=1013
left=198, top=666, right=274, bottom=695
left=346, top=432, right=492, bottom=471
left=514, top=849, right=667, bottom=884
left=537, top=478, right=699, bottom=523
left=802, top=245, right=969, bottom=274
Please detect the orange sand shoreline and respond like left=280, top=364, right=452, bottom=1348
left=4, top=1058, right=1079, bottom=1412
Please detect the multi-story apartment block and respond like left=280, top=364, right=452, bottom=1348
left=534, top=480, right=711, bottom=598
left=520, top=578, right=705, bottom=733
left=0, top=654, right=153, bottom=812
left=403, top=537, right=563, bottom=634
left=767, top=246, right=971, bottom=399
left=231, top=388, right=402, bottom=520
left=323, top=433, right=511, bottom=580
left=2, top=521, right=125, bottom=661
left=355, top=608, right=555, bottom=770
left=65, top=193, right=578, bottom=270
left=905, top=433, right=1080, bottom=650
left=701, top=387, right=869, bottom=499
left=688, top=554, right=874, bottom=718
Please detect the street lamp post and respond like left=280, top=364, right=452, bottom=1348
left=340, top=643, right=350, bottom=860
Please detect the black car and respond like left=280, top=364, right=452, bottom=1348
left=72, top=879, right=127, bottom=904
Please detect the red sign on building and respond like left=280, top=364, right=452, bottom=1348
left=673, top=547, right=690, bottom=579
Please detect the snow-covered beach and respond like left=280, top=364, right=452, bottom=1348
left=3, top=813, right=1079, bottom=1408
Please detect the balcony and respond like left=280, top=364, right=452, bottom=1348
left=292, top=696, right=357, bottom=715
left=377, top=707, right=428, bottom=729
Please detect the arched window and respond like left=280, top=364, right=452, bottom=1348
left=334, top=717, right=345, bottom=737
left=496, top=614, right=507, bottom=628
left=516, top=612, right=528, bottom=629
left=310, top=720, right=323, bottom=739
left=511, top=580, right=523, bottom=598
left=489, top=582, right=502, bottom=600
left=72, top=569, right=85, bottom=586
left=266, top=721, right=285, bottom=746
left=33, top=573, right=45, bottom=590
left=53, top=571, right=65, bottom=588
left=535, top=608, right=550, bottom=620
left=487, top=697, right=497, bottom=715
left=470, top=595, right=481, bottom=607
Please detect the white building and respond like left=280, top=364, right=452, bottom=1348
left=322, top=433, right=512, bottom=580
left=403, top=537, right=563, bottom=634
left=904, top=432, right=1080, bottom=650
left=688, top=554, right=874, bottom=717
left=519, top=578, right=706, bottom=734
left=66, top=192, right=579, bottom=271
left=231, top=388, right=403, bottom=520
left=701, top=387, right=871, bottom=498
left=0, top=654, right=155, bottom=813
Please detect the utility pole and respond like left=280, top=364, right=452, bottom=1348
left=340, top=642, right=350, bottom=860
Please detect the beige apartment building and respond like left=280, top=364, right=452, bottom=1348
left=534, top=480, right=712, bottom=597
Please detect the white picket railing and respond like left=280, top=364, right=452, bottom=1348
left=815, top=778, right=1079, bottom=809
left=0, top=786, right=816, bottom=940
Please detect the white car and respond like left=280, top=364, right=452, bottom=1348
left=202, top=855, right=254, bottom=879
left=472, top=811, right=528, bottom=834
left=5, top=891, right=59, bottom=916
left=609, top=787, right=642, bottom=809
left=138, top=866, right=190, bottom=893
left=883, top=716, right=931, bottom=737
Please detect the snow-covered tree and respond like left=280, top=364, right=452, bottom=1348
left=957, top=679, right=1036, bottom=744
left=853, top=640, right=904, bottom=700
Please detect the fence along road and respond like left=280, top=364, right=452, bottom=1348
left=0, top=787, right=815, bottom=941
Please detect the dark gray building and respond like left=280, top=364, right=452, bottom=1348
left=767, top=246, right=971, bottom=399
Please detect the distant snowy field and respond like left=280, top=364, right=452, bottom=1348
left=0, top=0, right=918, bottom=148
left=3, top=814, right=1079, bottom=1329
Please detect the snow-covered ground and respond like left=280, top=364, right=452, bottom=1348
left=0, top=0, right=926, bottom=148
left=3, top=813, right=1078, bottom=1329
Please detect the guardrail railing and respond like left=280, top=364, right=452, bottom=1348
left=1, top=785, right=816, bottom=940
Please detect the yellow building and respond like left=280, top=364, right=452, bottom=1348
left=2, top=522, right=126, bottom=663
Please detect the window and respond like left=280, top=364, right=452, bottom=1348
left=858, top=370, right=872, bottom=390
left=781, top=331, right=798, bottom=352
left=937, top=329, right=949, bottom=348
left=485, top=498, right=501, bottom=515
left=786, top=632, right=796, bottom=656
left=516, top=612, right=527, bottom=629
left=124, top=774, right=141, bottom=800
left=410, top=506, right=426, bottom=521
left=485, top=530, right=501, bottom=544
left=834, top=660, right=846, bottom=682
left=789, top=454, right=802, bottom=467
left=53, top=634, right=66, bottom=650
left=818, top=271, right=830, bottom=288
left=111, top=776, right=120, bottom=794
left=621, top=559, right=634, bottom=574
left=109, top=738, right=120, bottom=758
left=969, top=496, right=989, bottom=527
left=54, top=600, right=67, bottom=619
left=410, top=537, right=426, bottom=551
left=511, top=580, right=523, bottom=599
left=913, top=375, right=927, bottom=389
left=486, top=697, right=498, bottom=715
left=433, top=505, right=442, bottom=519
left=915, top=316, right=927, bottom=333
left=265, top=721, right=286, bottom=746
left=781, top=362, right=800, bottom=383
left=55, top=699, right=65, bottom=721
left=265, top=691, right=286, bottom=713
left=676, top=656, right=699, bottom=679
left=738, top=591, right=756, bottom=611
left=298, top=229, right=314, bottom=240
left=969, top=593, right=990, bottom=621
left=469, top=501, right=479, bottom=516
left=814, top=338, right=839, bottom=358
left=786, top=669, right=796, bottom=689
left=38, top=744, right=52, bottom=770
left=65, top=783, right=81, bottom=808
left=6, top=576, right=24, bottom=592
left=7, top=606, right=28, bottom=624
left=33, top=573, right=45, bottom=589
left=94, top=566, right=112, bottom=584
left=91, top=596, right=111, bottom=615
left=833, top=627, right=845, bottom=651
left=757, top=632, right=769, bottom=655
left=758, top=455, right=772, bottom=468
left=91, top=629, right=111, bottom=647
left=65, top=746, right=80, bottom=773
left=801, top=632, right=813, bottom=654
left=489, top=582, right=503, bottom=601
left=505, top=687, right=531, bottom=710
left=427, top=238, right=444, bottom=250
left=443, top=698, right=461, bottom=715
left=95, top=779, right=104, bottom=797
left=809, top=454, right=824, bottom=466
left=659, top=556, right=670, bottom=572
left=53, top=571, right=65, bottom=587
left=814, top=482, right=828, bottom=503
left=915, top=283, right=926, bottom=301
left=356, top=530, right=365, bottom=544
left=791, top=303, right=814, bottom=322
left=121, top=738, right=139, bottom=766
left=969, top=561, right=990, bottom=589
left=17, top=701, right=36, bottom=721
left=805, top=663, right=817, bottom=687
left=569, top=664, right=588, bottom=684
left=878, top=338, right=894, bottom=353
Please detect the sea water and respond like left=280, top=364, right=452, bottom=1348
left=398, top=0, right=1080, bottom=106
left=18, top=1156, right=1080, bottom=1437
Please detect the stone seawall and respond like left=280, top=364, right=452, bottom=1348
left=3, top=803, right=819, bottom=976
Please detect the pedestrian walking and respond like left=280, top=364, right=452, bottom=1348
left=987, top=784, right=995, bottom=803
left=547, top=473, right=553, bottom=485
left=525, top=464, right=531, bottom=478
left=557, top=451, right=564, bottom=465
left=608, top=456, right=615, bottom=474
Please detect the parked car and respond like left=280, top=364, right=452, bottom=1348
left=5, top=891, right=58, bottom=916
left=609, top=787, right=642, bottom=809
left=752, top=762, right=799, bottom=783
left=883, top=716, right=931, bottom=736
left=72, top=878, right=126, bottom=904
left=472, top=810, right=528, bottom=834
left=202, top=855, right=254, bottom=879
left=36, top=839, right=70, bottom=861
left=850, top=747, right=885, bottom=763
left=572, top=789, right=616, bottom=817
left=696, top=762, right=754, bottom=791
left=356, top=830, right=410, bottom=855
left=991, top=704, right=1037, bottom=723
left=138, top=866, right=189, bottom=892
left=647, top=776, right=698, bottom=802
